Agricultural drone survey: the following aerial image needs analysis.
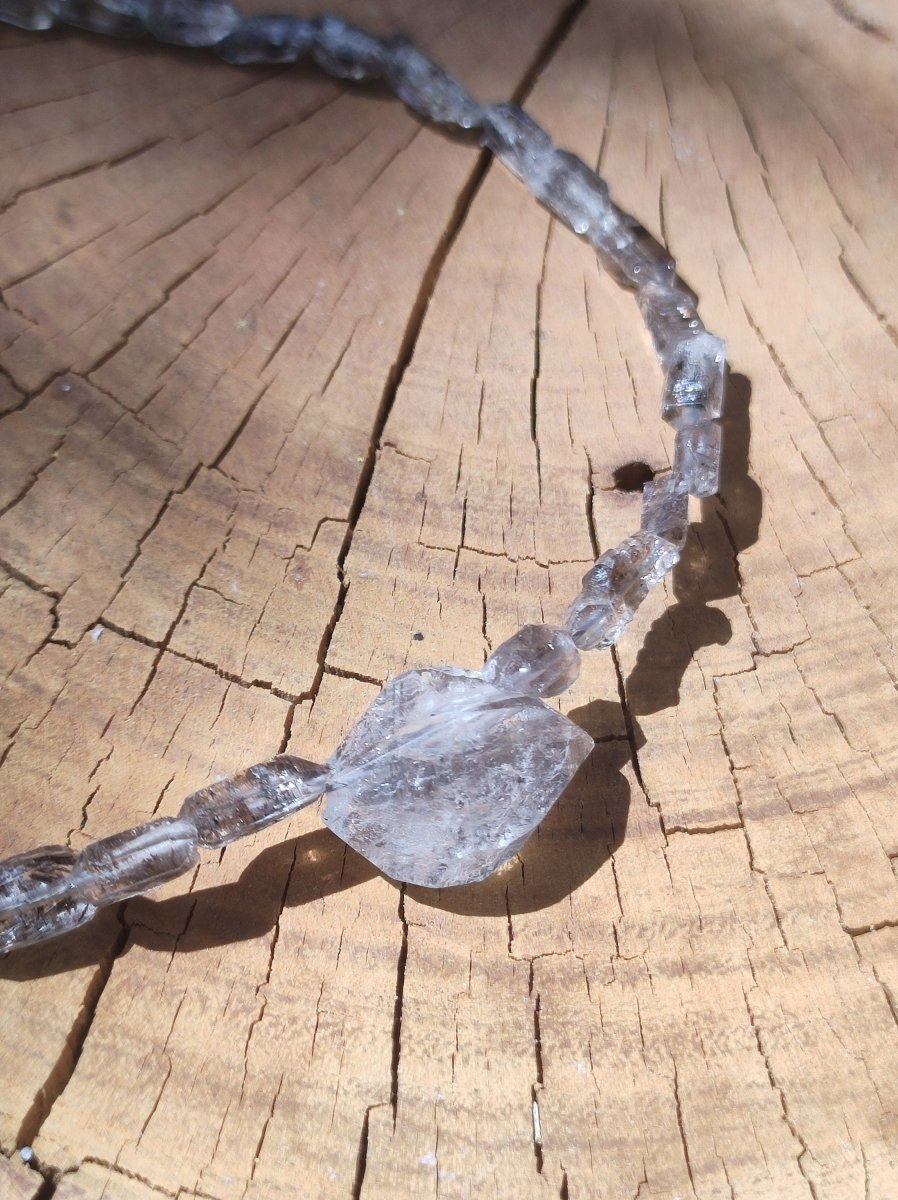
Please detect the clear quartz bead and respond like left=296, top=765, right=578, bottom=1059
left=532, top=150, right=611, bottom=236
left=77, top=818, right=198, bottom=904
left=637, top=281, right=703, bottom=363
left=674, top=421, right=723, bottom=498
left=146, top=0, right=238, bottom=45
left=482, top=625, right=581, bottom=698
left=312, top=15, right=386, bottom=80
left=0, top=845, right=77, bottom=913
left=641, top=472, right=690, bottom=549
left=386, top=38, right=482, bottom=127
left=565, top=532, right=680, bottom=650
left=1, top=895, right=97, bottom=952
left=481, top=103, right=554, bottom=183
left=180, top=755, right=328, bottom=848
left=217, top=15, right=315, bottom=64
left=662, top=332, right=726, bottom=426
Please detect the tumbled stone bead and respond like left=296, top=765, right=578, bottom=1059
left=1, top=895, right=97, bottom=953
left=216, top=15, right=315, bottom=65
left=0, top=845, right=77, bottom=913
left=641, top=472, right=690, bottom=550
left=481, top=103, right=554, bottom=183
left=312, top=15, right=386, bottom=80
left=531, top=150, right=611, bottom=236
left=675, top=421, right=722, bottom=498
left=77, top=818, right=198, bottom=904
left=146, top=0, right=238, bottom=45
left=636, top=280, right=704, bottom=363
left=180, top=755, right=327, bottom=848
left=325, top=668, right=593, bottom=888
left=0, top=0, right=57, bottom=28
left=385, top=37, right=482, bottom=127
left=662, top=331, right=726, bottom=426
left=482, top=625, right=581, bottom=699
left=565, top=532, right=680, bottom=650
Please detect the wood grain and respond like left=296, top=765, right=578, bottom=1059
left=1, top=0, right=897, bottom=1196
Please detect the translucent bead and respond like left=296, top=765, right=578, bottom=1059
left=77, top=818, right=198, bottom=904
left=482, top=625, right=581, bottom=698
left=674, top=421, right=723, bottom=498
left=180, top=755, right=327, bottom=848
left=0, top=0, right=58, bottom=29
left=216, top=15, right=315, bottom=65
left=1, top=895, right=96, bottom=953
left=532, top=150, right=611, bottom=236
left=386, top=38, right=483, bottom=127
left=55, top=0, right=146, bottom=35
left=662, top=332, right=727, bottom=426
left=481, top=103, right=554, bottom=183
left=0, top=845, right=77, bottom=913
left=565, top=533, right=680, bottom=650
left=598, top=227, right=677, bottom=291
left=146, top=0, right=238, bottom=46
left=636, top=281, right=704, bottom=363
left=312, top=15, right=386, bottom=80
left=641, top=472, right=690, bottom=549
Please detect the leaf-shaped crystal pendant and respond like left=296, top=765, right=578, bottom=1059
left=323, top=667, right=594, bottom=887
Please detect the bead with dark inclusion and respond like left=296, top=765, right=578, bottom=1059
left=180, top=755, right=327, bottom=848
left=483, top=624, right=581, bottom=698
left=78, top=818, right=198, bottom=904
left=0, top=845, right=77, bottom=913
left=1, top=895, right=96, bottom=952
left=641, top=472, right=690, bottom=549
left=662, top=332, right=726, bottom=426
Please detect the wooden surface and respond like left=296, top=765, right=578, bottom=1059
left=2, top=0, right=898, bottom=1196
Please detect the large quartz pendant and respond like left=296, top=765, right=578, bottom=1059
left=323, top=667, right=594, bottom=887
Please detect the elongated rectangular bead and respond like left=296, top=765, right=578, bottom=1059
left=217, top=15, right=314, bottom=64
left=180, top=755, right=327, bottom=848
left=312, top=15, right=386, bottom=80
left=641, top=473, right=690, bottom=549
left=77, top=818, right=198, bottom=904
left=1, top=895, right=96, bottom=953
left=637, top=281, right=703, bottom=363
left=481, top=103, right=554, bottom=183
left=662, top=332, right=726, bottom=426
left=386, top=38, right=482, bottom=127
left=675, top=421, right=723, bottom=497
left=0, top=845, right=76, bottom=913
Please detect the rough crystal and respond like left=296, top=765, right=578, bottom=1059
left=0, top=845, right=77, bottom=913
left=312, top=15, right=386, bottom=80
left=565, top=532, right=680, bottom=650
left=181, top=754, right=327, bottom=847
left=637, top=280, right=703, bottom=362
left=674, top=420, right=722, bottom=498
left=386, top=38, right=482, bottom=127
left=217, top=14, right=315, bottom=64
left=1, top=895, right=96, bottom=953
left=323, top=668, right=593, bottom=887
left=146, top=0, right=238, bottom=45
left=598, top=225, right=676, bottom=290
left=483, top=625, right=581, bottom=698
left=641, top=472, right=690, bottom=549
left=662, top=332, right=726, bottom=426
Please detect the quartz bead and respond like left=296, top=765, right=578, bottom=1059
left=0, top=0, right=57, bottom=28
left=481, top=103, right=554, bottom=184
left=674, top=420, right=723, bottom=498
left=181, top=755, right=327, bottom=848
left=55, top=0, right=146, bottom=34
left=483, top=624, right=581, bottom=698
left=599, top=226, right=677, bottom=291
left=662, top=332, right=726, bottom=426
left=217, top=15, right=315, bottom=64
left=641, top=472, right=690, bottom=549
left=0, top=845, right=77, bottom=913
left=312, top=15, right=386, bottom=80
left=637, top=281, right=704, bottom=363
left=1, top=895, right=97, bottom=953
left=532, top=150, right=611, bottom=236
left=146, top=0, right=238, bottom=45
left=386, top=38, right=482, bottom=127
left=565, top=532, right=680, bottom=650
left=324, top=668, right=593, bottom=888
left=78, top=818, right=198, bottom=904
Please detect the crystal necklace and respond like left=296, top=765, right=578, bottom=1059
left=0, top=4, right=727, bottom=952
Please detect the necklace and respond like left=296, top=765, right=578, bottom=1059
left=0, top=4, right=726, bottom=952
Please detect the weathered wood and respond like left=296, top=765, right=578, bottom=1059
left=2, top=0, right=898, bottom=1197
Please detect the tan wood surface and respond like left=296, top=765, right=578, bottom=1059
left=2, top=0, right=898, bottom=1196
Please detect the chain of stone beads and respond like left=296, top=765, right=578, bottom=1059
left=0, top=2, right=726, bottom=951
